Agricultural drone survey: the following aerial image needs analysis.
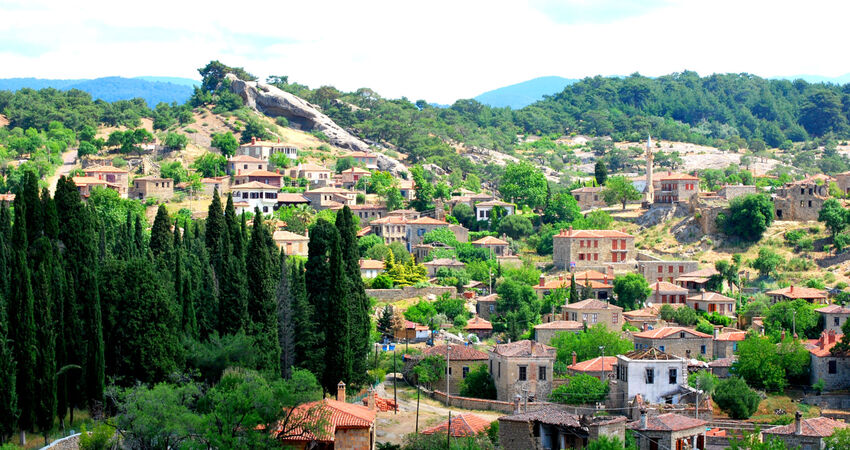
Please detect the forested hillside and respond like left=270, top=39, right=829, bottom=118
left=0, top=77, right=194, bottom=107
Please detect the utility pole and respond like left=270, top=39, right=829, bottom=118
left=447, top=410, right=452, bottom=448
left=695, top=377, right=702, bottom=419
left=393, top=346, right=397, bottom=415
left=599, top=345, right=605, bottom=383
left=446, top=342, right=451, bottom=408
left=793, top=310, right=797, bottom=338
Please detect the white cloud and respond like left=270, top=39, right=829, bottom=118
left=1, top=0, right=849, bottom=104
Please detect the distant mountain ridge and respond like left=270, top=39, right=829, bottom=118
left=0, top=76, right=198, bottom=107
left=473, top=76, right=578, bottom=109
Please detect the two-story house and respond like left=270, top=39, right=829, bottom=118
left=237, top=137, right=297, bottom=161
left=489, top=340, right=556, bottom=402
left=613, top=348, right=689, bottom=407
left=817, top=304, right=850, bottom=333
left=230, top=181, right=279, bottom=214
left=653, top=171, right=699, bottom=204
left=339, top=167, right=371, bottom=189
left=553, top=227, right=635, bottom=270
left=83, top=165, right=129, bottom=198
left=289, top=163, right=333, bottom=187
left=646, top=281, right=690, bottom=305
left=406, top=216, right=451, bottom=251
left=687, top=291, right=736, bottom=316
left=233, top=169, right=284, bottom=188
left=475, top=200, right=516, bottom=223
left=129, top=176, right=173, bottom=201
left=273, top=230, right=309, bottom=256
left=562, top=299, right=623, bottom=331
left=303, top=187, right=356, bottom=210
left=713, top=329, right=746, bottom=359
left=345, top=151, right=378, bottom=169
left=806, top=330, right=850, bottom=391
left=632, top=327, right=713, bottom=360
left=767, top=285, right=828, bottom=304
left=639, top=259, right=700, bottom=284
left=227, top=155, right=268, bottom=175
left=571, top=186, right=606, bottom=210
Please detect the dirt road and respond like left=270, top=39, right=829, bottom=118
left=48, top=149, right=78, bottom=194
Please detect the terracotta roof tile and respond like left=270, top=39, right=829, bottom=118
left=627, top=413, right=706, bottom=431
left=763, top=416, right=849, bottom=437
left=471, top=236, right=509, bottom=246
left=236, top=169, right=284, bottom=177
left=421, top=414, right=491, bottom=437
left=571, top=186, right=604, bottom=193
left=408, top=216, right=449, bottom=225
left=687, top=292, right=736, bottom=303
left=534, top=320, right=583, bottom=330
left=562, top=298, right=622, bottom=311
left=633, top=327, right=712, bottom=339
left=499, top=407, right=627, bottom=427
left=277, top=398, right=375, bottom=442
left=555, top=229, right=634, bottom=239
left=475, top=200, right=514, bottom=207
left=465, top=316, right=493, bottom=330
left=767, top=286, right=828, bottom=300
left=715, top=331, right=746, bottom=342
left=622, top=348, right=681, bottom=361
left=358, top=259, right=385, bottom=270
left=420, top=344, right=488, bottom=361
left=229, top=155, right=265, bottom=163
left=84, top=165, right=128, bottom=173
left=649, top=281, right=689, bottom=293
left=816, top=305, right=850, bottom=314
left=230, top=181, right=279, bottom=190
left=273, top=230, right=308, bottom=241
left=492, top=340, right=555, bottom=358
left=567, top=356, right=617, bottom=373
left=277, top=193, right=309, bottom=203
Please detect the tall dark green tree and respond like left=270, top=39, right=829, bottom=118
left=289, top=259, right=318, bottom=374
left=569, top=273, right=579, bottom=304
left=149, top=205, right=172, bottom=261
left=0, top=286, right=17, bottom=443
left=30, top=237, right=56, bottom=444
left=9, top=194, right=36, bottom=439
left=594, top=160, right=608, bottom=185
left=174, top=223, right=197, bottom=338
left=277, top=252, right=295, bottom=379
left=246, top=210, right=281, bottom=375
left=336, top=206, right=370, bottom=383
left=217, top=194, right=248, bottom=335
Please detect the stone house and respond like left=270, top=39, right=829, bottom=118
left=562, top=299, right=623, bottom=332
left=303, top=187, right=356, bottom=210
left=406, top=217, right=451, bottom=251
left=612, top=348, right=689, bottom=407
left=646, top=281, right=690, bottom=305
left=83, top=165, right=129, bottom=198
left=686, top=291, right=736, bottom=316
left=339, top=167, right=371, bottom=188
left=227, top=155, right=268, bottom=175
left=475, top=294, right=498, bottom=321
left=773, top=176, right=832, bottom=221
left=345, top=151, right=378, bottom=169
left=129, top=176, right=173, bottom=201
left=233, top=169, right=284, bottom=188
left=423, top=257, right=465, bottom=277
left=627, top=411, right=707, bottom=450
left=201, top=176, right=230, bottom=195
left=489, top=340, right=556, bottom=402
left=762, top=413, right=849, bottom=450
left=499, top=408, right=627, bottom=450
left=289, top=163, right=333, bottom=187
left=237, top=137, right=298, bottom=161
left=276, top=193, right=310, bottom=208
left=767, top=285, right=828, bottom=304
left=817, top=304, right=850, bottom=333
left=836, top=171, right=850, bottom=195
left=533, top=320, right=583, bottom=346
left=474, top=200, right=516, bottom=223
left=713, top=329, right=746, bottom=359
left=72, top=176, right=109, bottom=198
left=566, top=354, right=618, bottom=382
left=464, top=316, right=493, bottom=340
left=415, top=345, right=489, bottom=395
left=230, top=181, right=279, bottom=215
left=708, top=356, right=736, bottom=379
left=717, top=184, right=757, bottom=200
left=639, top=259, right=700, bottom=284
left=358, top=259, right=384, bottom=278
left=395, top=320, right=430, bottom=342
left=349, top=204, right=386, bottom=225
left=552, top=227, right=636, bottom=270
left=471, top=235, right=510, bottom=257
left=278, top=382, right=376, bottom=450
left=534, top=274, right=613, bottom=301
left=273, top=230, right=309, bottom=256
left=632, top=327, right=713, bottom=360
left=652, top=171, right=700, bottom=204
left=674, top=267, right=720, bottom=292
left=448, top=224, right=470, bottom=243
left=623, top=307, right=663, bottom=330
left=369, top=216, right=408, bottom=245
left=806, top=330, right=850, bottom=391
left=571, top=186, right=606, bottom=210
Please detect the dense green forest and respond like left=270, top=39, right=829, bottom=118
left=0, top=176, right=372, bottom=444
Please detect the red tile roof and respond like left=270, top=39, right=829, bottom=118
left=567, top=356, right=617, bottom=373
left=465, top=316, right=493, bottom=330
left=675, top=268, right=719, bottom=283
left=687, top=292, right=735, bottom=303
left=359, top=259, right=385, bottom=270
left=816, top=305, right=850, bottom=314
left=408, top=216, right=449, bottom=225
left=277, top=193, right=309, bottom=203
left=555, top=229, right=634, bottom=239
left=805, top=332, right=844, bottom=357
left=277, top=398, right=375, bottom=442
left=361, top=392, right=397, bottom=412
left=571, top=186, right=603, bottom=193
left=715, top=331, right=746, bottom=342
left=562, top=298, right=622, bottom=311
left=471, top=236, right=509, bottom=246
left=763, top=416, right=849, bottom=437
left=492, top=340, right=555, bottom=358
left=767, top=285, right=828, bottom=300
left=230, top=181, right=279, bottom=190
left=236, top=169, right=284, bottom=177
left=649, top=281, right=689, bottom=293
left=534, top=320, right=583, bottom=331
left=229, top=155, right=265, bottom=163
left=633, top=327, right=712, bottom=339
left=420, top=344, right=488, bottom=361
left=655, top=172, right=699, bottom=181
left=84, top=165, right=128, bottom=173
left=628, top=413, right=707, bottom=431
left=535, top=278, right=612, bottom=291
left=475, top=200, right=514, bottom=207
left=421, top=414, right=492, bottom=437
left=573, top=270, right=610, bottom=281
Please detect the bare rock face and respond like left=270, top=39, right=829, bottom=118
left=376, top=153, right=408, bottom=178
left=225, top=74, right=370, bottom=152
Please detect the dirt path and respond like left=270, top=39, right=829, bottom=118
left=48, top=149, right=78, bottom=194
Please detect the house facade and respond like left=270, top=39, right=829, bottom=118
left=639, top=259, right=700, bottom=284
left=566, top=355, right=617, bottom=381
left=562, top=299, right=623, bottom=331
left=289, top=163, right=333, bottom=186
left=687, top=291, right=736, bottom=316
left=613, top=348, right=689, bottom=407
left=627, top=412, right=707, bottom=450
left=533, top=320, right=583, bottom=346
left=233, top=169, right=284, bottom=188
left=359, top=259, right=385, bottom=278
left=773, top=177, right=831, bottom=221
left=652, top=171, right=700, bottom=204
left=675, top=267, right=720, bottom=292
left=416, top=345, right=489, bottom=395
left=534, top=274, right=613, bottom=301
left=571, top=186, right=606, bottom=210
left=632, top=327, right=713, bottom=360
left=465, top=316, right=493, bottom=340
left=646, top=281, right=690, bottom=305
left=303, top=187, right=356, bottom=210
left=817, top=304, right=850, bottom=333
left=350, top=204, right=387, bottom=225
left=405, top=217, right=451, bottom=251
left=237, top=137, right=297, bottom=161
left=713, top=330, right=746, bottom=359
left=129, top=176, right=173, bottom=201
left=345, top=151, right=378, bottom=169
left=423, top=258, right=465, bottom=277
left=83, top=165, right=129, bottom=198
left=767, top=285, right=828, bottom=304
left=553, top=228, right=636, bottom=269
left=499, top=409, right=626, bottom=450
left=227, top=155, right=268, bottom=175
left=475, top=294, right=498, bottom=321
left=273, top=230, right=309, bottom=256
left=762, top=413, right=849, bottom=450
left=489, top=340, right=556, bottom=402
left=230, top=181, right=279, bottom=214
left=806, top=330, right=850, bottom=391
left=475, top=200, right=516, bottom=223
left=471, top=235, right=510, bottom=257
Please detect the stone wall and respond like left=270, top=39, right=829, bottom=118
left=498, top=420, right=537, bottom=450
left=639, top=259, right=700, bottom=284
left=429, top=389, right=553, bottom=414
left=774, top=182, right=829, bottom=221
left=553, top=233, right=636, bottom=269
left=335, top=427, right=374, bottom=450
left=633, top=335, right=713, bottom=360
left=366, top=286, right=457, bottom=301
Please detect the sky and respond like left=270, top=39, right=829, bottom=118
left=1, top=0, right=849, bottom=104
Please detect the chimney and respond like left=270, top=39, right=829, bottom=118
left=252, top=137, right=256, bottom=145
left=607, top=266, right=614, bottom=279
left=714, top=328, right=719, bottom=339
left=514, top=395, right=522, bottom=414
left=559, top=274, right=564, bottom=281
left=568, top=225, right=573, bottom=235
left=337, top=381, right=346, bottom=402
left=642, top=322, right=648, bottom=332
left=539, top=274, right=546, bottom=287
left=368, top=389, right=376, bottom=411
left=790, top=285, right=794, bottom=293
left=572, top=351, right=577, bottom=366
left=781, top=330, right=786, bottom=341
left=829, top=329, right=837, bottom=344
left=277, top=138, right=280, bottom=143
left=819, top=334, right=826, bottom=349
left=795, top=411, right=802, bottom=435
left=640, top=408, right=647, bottom=429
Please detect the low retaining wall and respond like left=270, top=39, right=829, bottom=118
left=367, top=286, right=457, bottom=301
left=42, top=433, right=81, bottom=449
left=802, top=393, right=850, bottom=410
left=428, top=389, right=585, bottom=415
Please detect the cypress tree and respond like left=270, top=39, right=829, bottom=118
left=133, top=215, right=144, bottom=257
left=217, top=195, right=247, bottom=334
left=569, top=273, right=579, bottom=304
left=0, top=205, right=10, bottom=306
left=10, top=194, right=36, bottom=440
left=41, top=188, right=59, bottom=242
left=336, top=206, right=371, bottom=382
left=82, top=204, right=105, bottom=409
left=205, top=187, right=225, bottom=270
left=290, top=259, right=317, bottom=372
left=225, top=194, right=244, bottom=259
left=246, top=210, right=280, bottom=375
left=277, top=251, right=295, bottom=378
left=30, top=238, right=56, bottom=444
left=174, top=223, right=197, bottom=337
left=0, top=288, right=17, bottom=443
left=580, top=275, right=594, bottom=300
left=22, top=172, right=42, bottom=245
left=192, top=221, right=218, bottom=339
left=149, top=205, right=172, bottom=261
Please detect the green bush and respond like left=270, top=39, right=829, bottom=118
left=79, top=423, right=116, bottom=450
left=784, top=229, right=805, bottom=246
left=713, top=377, right=760, bottom=419
left=549, top=374, right=609, bottom=405
left=695, top=319, right=714, bottom=334
left=797, top=237, right=814, bottom=251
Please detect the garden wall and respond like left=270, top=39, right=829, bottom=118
left=366, top=286, right=457, bottom=301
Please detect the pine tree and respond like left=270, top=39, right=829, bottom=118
left=10, top=194, right=36, bottom=439
left=336, top=207, right=371, bottom=383
left=149, top=205, right=172, bottom=261
left=217, top=195, right=248, bottom=335
left=30, top=237, right=56, bottom=444
left=0, top=288, right=18, bottom=443
left=594, top=159, right=608, bottom=186
left=276, top=251, right=295, bottom=378
left=246, top=210, right=280, bottom=375
left=569, top=273, right=579, bottom=304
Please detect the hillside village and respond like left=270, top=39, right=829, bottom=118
left=5, top=64, right=850, bottom=450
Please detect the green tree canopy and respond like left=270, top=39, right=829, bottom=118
left=459, top=364, right=497, bottom=400
left=549, top=373, right=608, bottom=405
left=713, top=376, right=760, bottom=419
left=550, top=324, right=632, bottom=366
left=499, top=162, right=547, bottom=210
left=613, top=273, right=650, bottom=310
left=602, top=176, right=641, bottom=209
left=720, top=194, right=774, bottom=242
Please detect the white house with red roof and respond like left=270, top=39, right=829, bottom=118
left=230, top=181, right=279, bottom=214
left=237, top=137, right=297, bottom=160
left=613, top=348, right=689, bottom=406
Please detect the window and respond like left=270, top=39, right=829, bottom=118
left=519, top=366, right=527, bottom=381
left=658, top=265, right=663, bottom=273
left=462, top=366, right=469, bottom=378
left=582, top=313, right=588, bottom=322
left=539, top=366, right=547, bottom=381
left=835, top=317, right=841, bottom=327
left=591, top=313, right=598, bottom=324
left=829, top=360, right=837, bottom=374
left=700, top=345, right=706, bottom=354
left=659, top=345, right=665, bottom=352
left=581, top=240, right=585, bottom=248
left=448, top=367, right=452, bottom=375
left=594, top=253, right=599, bottom=261
left=579, top=254, right=585, bottom=261
left=680, top=332, right=686, bottom=339
left=490, top=361, right=493, bottom=375
left=645, top=368, right=654, bottom=384
left=669, top=368, right=677, bottom=384
left=498, top=362, right=501, bottom=378
left=612, top=313, right=618, bottom=323
left=489, top=305, right=495, bottom=313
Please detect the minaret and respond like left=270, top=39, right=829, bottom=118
left=645, top=135, right=654, bottom=204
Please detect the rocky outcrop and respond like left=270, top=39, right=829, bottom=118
left=376, top=153, right=408, bottom=177
left=225, top=74, right=370, bottom=152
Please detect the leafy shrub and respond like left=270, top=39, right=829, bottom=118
left=371, top=274, right=393, bottom=289
left=112, top=157, right=127, bottom=168
left=79, top=423, right=116, bottom=450
left=785, top=257, right=814, bottom=271
left=797, top=237, right=814, bottom=251
left=549, top=374, right=609, bottom=405
left=695, top=319, right=714, bottom=334
left=673, top=306, right=698, bottom=326
left=713, top=377, right=760, bottom=419
left=275, top=116, right=289, bottom=127
left=459, top=364, right=497, bottom=399
left=784, top=229, right=805, bottom=246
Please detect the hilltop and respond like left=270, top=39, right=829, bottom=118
left=473, top=75, right=577, bottom=109
left=0, top=76, right=196, bottom=106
